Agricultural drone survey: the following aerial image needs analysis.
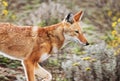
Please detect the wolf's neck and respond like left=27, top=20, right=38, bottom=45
left=46, top=23, right=65, bottom=49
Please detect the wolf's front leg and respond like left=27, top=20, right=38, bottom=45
left=22, top=60, right=36, bottom=81
left=35, top=63, right=52, bottom=81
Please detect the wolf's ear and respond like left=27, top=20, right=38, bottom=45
left=64, top=13, right=74, bottom=24
left=74, top=11, right=84, bottom=21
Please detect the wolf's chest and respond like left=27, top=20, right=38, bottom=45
left=40, top=53, right=50, bottom=62
left=39, top=46, right=58, bottom=62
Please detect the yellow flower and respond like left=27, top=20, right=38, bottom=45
left=82, top=57, right=91, bottom=61
left=2, top=1, right=8, bottom=7
left=118, top=18, right=120, bottom=23
left=114, top=52, right=118, bottom=56
left=111, top=30, right=117, bottom=36
left=112, top=16, right=117, bottom=21
left=112, top=22, right=117, bottom=27
left=72, top=62, right=80, bottom=66
left=90, top=58, right=97, bottom=62
left=11, top=15, right=17, bottom=20
left=108, top=11, right=112, bottom=17
left=81, top=51, right=86, bottom=54
left=113, top=43, right=118, bottom=47
left=85, top=67, right=91, bottom=71
left=114, top=48, right=120, bottom=56
left=2, top=9, right=8, bottom=16
left=117, top=36, right=120, bottom=42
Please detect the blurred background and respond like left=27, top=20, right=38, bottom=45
left=0, top=0, right=120, bottom=81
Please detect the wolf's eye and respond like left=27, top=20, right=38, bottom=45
left=75, top=31, right=79, bottom=33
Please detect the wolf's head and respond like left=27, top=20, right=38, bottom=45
left=63, top=11, right=89, bottom=46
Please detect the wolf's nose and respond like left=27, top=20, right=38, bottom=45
left=86, top=42, right=89, bottom=46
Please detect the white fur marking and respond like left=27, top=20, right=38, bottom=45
left=52, top=46, right=58, bottom=53
left=73, top=37, right=86, bottom=45
left=35, top=64, right=52, bottom=81
left=32, top=26, right=38, bottom=32
left=64, top=34, right=74, bottom=41
left=64, top=34, right=85, bottom=45
left=40, top=53, right=50, bottom=62
left=22, top=61, right=29, bottom=81
left=0, top=51, right=21, bottom=60
left=32, top=26, right=38, bottom=37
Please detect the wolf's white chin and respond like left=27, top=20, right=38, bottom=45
left=64, top=34, right=85, bottom=46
